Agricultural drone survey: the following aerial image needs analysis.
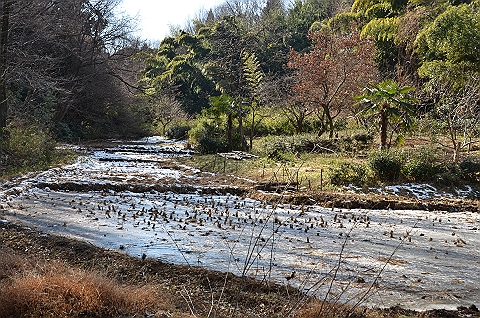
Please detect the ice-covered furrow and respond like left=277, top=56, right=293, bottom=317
left=34, top=181, right=245, bottom=196
left=104, top=147, right=192, bottom=156
left=97, top=157, right=175, bottom=164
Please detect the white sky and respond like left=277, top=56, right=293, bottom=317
left=118, top=0, right=225, bottom=43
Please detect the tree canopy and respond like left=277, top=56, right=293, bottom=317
left=1, top=0, right=479, bottom=162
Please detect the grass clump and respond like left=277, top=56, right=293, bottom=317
left=0, top=248, right=163, bottom=318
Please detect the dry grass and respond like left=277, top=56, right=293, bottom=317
left=0, top=248, right=168, bottom=318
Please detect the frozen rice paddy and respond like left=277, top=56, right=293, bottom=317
left=1, top=137, right=479, bottom=311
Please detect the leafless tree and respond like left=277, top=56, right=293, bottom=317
left=145, top=91, right=190, bottom=135
left=0, top=0, right=142, bottom=144
left=430, top=74, right=480, bottom=161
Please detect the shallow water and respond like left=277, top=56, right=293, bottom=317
left=1, top=137, right=479, bottom=311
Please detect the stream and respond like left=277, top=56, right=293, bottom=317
left=1, top=137, right=479, bottom=311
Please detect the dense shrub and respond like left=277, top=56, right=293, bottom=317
left=369, top=150, right=404, bottom=181
left=257, top=134, right=346, bottom=159
left=459, top=160, right=480, bottom=181
left=55, top=122, right=88, bottom=142
left=352, top=133, right=374, bottom=145
left=402, top=148, right=444, bottom=181
left=195, top=135, right=229, bottom=154
left=257, top=135, right=303, bottom=157
left=165, top=125, right=190, bottom=140
left=435, top=168, right=463, bottom=187
left=251, top=114, right=295, bottom=136
left=330, top=162, right=370, bottom=186
left=1, top=124, right=57, bottom=172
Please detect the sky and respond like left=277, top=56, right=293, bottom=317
left=118, top=0, right=225, bottom=43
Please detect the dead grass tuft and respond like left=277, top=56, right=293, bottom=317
left=0, top=248, right=166, bottom=318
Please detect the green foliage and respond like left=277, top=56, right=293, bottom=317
left=242, top=52, right=263, bottom=91
left=434, top=168, right=463, bottom=187
left=195, top=135, right=229, bottom=154
left=369, top=149, right=404, bottom=181
left=327, top=12, right=363, bottom=32
left=256, top=134, right=322, bottom=159
left=459, top=160, right=480, bottom=181
left=361, top=17, right=399, bottom=41
left=415, top=3, right=480, bottom=99
left=286, top=0, right=337, bottom=51
left=55, top=122, right=88, bottom=143
left=188, top=116, right=230, bottom=154
left=138, top=33, right=216, bottom=115
left=188, top=95, right=246, bottom=154
left=356, top=79, right=417, bottom=149
left=1, top=124, right=57, bottom=173
left=416, top=4, right=480, bottom=65
left=257, top=134, right=304, bottom=158
left=257, top=114, right=296, bottom=136
left=209, top=94, right=234, bottom=117
left=189, top=116, right=223, bottom=143
left=402, top=147, right=444, bottom=181
left=353, top=133, right=374, bottom=144
left=256, top=133, right=372, bottom=159
left=165, top=125, right=191, bottom=140
left=330, top=162, right=371, bottom=186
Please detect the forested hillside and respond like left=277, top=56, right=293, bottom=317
left=1, top=0, right=479, bottom=176
left=0, top=0, right=147, bottom=173
left=137, top=0, right=479, bottom=160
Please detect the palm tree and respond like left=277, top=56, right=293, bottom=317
left=356, top=79, right=417, bottom=149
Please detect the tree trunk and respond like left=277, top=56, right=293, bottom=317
left=227, top=112, right=233, bottom=152
left=236, top=101, right=246, bottom=151
left=380, top=109, right=388, bottom=149
left=327, top=117, right=334, bottom=139
left=295, top=117, right=303, bottom=134
left=249, top=108, right=255, bottom=151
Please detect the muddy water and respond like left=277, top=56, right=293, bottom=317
left=1, top=137, right=479, bottom=311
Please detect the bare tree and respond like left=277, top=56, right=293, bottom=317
left=288, top=27, right=379, bottom=137
left=0, top=0, right=142, bottom=142
left=430, top=75, right=480, bottom=161
left=145, top=92, right=190, bottom=135
left=0, top=0, right=12, bottom=130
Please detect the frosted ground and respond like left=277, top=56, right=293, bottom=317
left=1, top=137, right=479, bottom=311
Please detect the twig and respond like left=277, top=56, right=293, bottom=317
left=181, top=285, right=197, bottom=317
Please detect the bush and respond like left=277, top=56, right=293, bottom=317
left=330, top=162, right=370, bottom=186
left=369, top=150, right=404, bottom=181
left=402, top=148, right=444, bottom=181
left=256, top=134, right=345, bottom=159
left=435, top=169, right=462, bottom=187
left=2, top=124, right=57, bottom=171
left=195, top=135, right=229, bottom=154
left=256, top=135, right=304, bottom=158
left=459, top=160, right=480, bottom=181
left=165, top=125, right=190, bottom=140
left=251, top=114, right=295, bottom=136
left=352, top=133, right=374, bottom=145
